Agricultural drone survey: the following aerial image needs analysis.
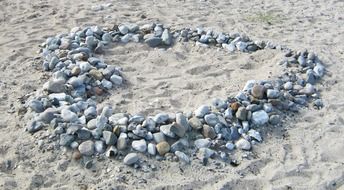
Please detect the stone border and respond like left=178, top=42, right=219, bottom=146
left=26, top=23, right=325, bottom=167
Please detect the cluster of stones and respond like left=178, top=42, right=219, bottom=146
left=26, top=23, right=325, bottom=167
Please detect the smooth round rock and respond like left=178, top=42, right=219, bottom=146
left=123, top=153, right=139, bottom=165
left=251, top=85, right=265, bottom=99
left=251, top=110, right=269, bottom=125
left=132, top=139, right=147, bottom=152
left=156, top=141, right=170, bottom=156
left=236, top=107, right=247, bottom=121
left=147, top=143, right=156, bottom=155
left=188, top=117, right=203, bottom=130
left=235, top=138, right=251, bottom=150
left=204, top=113, right=219, bottom=126
left=78, top=140, right=95, bottom=156
left=194, top=105, right=210, bottom=118
left=202, top=125, right=216, bottom=139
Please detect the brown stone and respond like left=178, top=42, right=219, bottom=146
left=202, top=125, right=216, bottom=139
left=89, top=69, right=103, bottom=80
left=230, top=102, right=240, bottom=111
left=71, top=66, right=81, bottom=76
left=72, top=150, right=82, bottom=160
left=251, top=85, right=265, bottom=99
left=188, top=117, right=203, bottom=130
left=156, top=141, right=170, bottom=156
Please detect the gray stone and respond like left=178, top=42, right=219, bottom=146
left=86, top=36, right=97, bottom=49
left=175, top=151, right=190, bottom=164
left=160, top=124, right=175, bottom=138
left=194, top=139, right=210, bottom=149
left=197, top=147, right=215, bottom=159
left=132, top=139, right=147, bottom=152
left=29, top=100, right=44, bottom=113
left=170, top=122, right=186, bottom=137
left=235, top=138, right=251, bottom=150
left=267, top=89, right=280, bottom=99
left=86, top=119, right=97, bottom=130
left=188, top=117, right=203, bottom=130
left=236, top=107, right=247, bottom=121
left=175, top=113, right=190, bottom=131
left=153, top=132, right=166, bottom=143
left=313, top=64, right=325, bottom=77
left=147, top=143, right=156, bottom=155
left=248, top=129, right=262, bottom=142
left=118, top=25, right=129, bottom=35
left=284, top=82, right=293, bottom=90
left=129, top=114, right=145, bottom=123
left=154, top=113, right=169, bottom=124
left=161, top=29, right=172, bottom=45
left=299, top=83, right=315, bottom=95
left=110, top=74, right=123, bottom=85
left=195, top=105, right=210, bottom=118
left=170, top=138, right=189, bottom=152
left=94, top=140, right=105, bottom=153
left=202, top=125, right=216, bottom=139
left=298, top=55, right=307, bottom=67
left=204, top=113, right=219, bottom=126
left=117, top=136, right=127, bottom=150
left=103, top=131, right=117, bottom=145
left=145, top=37, right=162, bottom=47
left=224, top=108, right=233, bottom=119
left=106, top=146, right=118, bottom=158
left=269, top=115, right=281, bottom=125
left=61, top=109, right=78, bottom=122
left=225, top=142, right=235, bottom=150
left=44, top=79, right=65, bottom=93
left=230, top=126, right=240, bottom=141
left=101, top=79, right=112, bottom=89
left=212, top=98, right=226, bottom=109
left=84, top=107, right=97, bottom=119
left=251, top=110, right=269, bottom=125
left=78, top=140, right=95, bottom=156
left=123, top=153, right=139, bottom=165
left=59, top=134, right=75, bottom=146
left=76, top=129, right=92, bottom=140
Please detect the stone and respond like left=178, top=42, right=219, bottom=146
left=77, top=129, right=92, bottom=140
left=94, top=140, right=105, bottom=153
left=194, top=105, right=210, bottom=118
left=29, top=100, right=44, bottom=113
left=313, top=64, right=325, bottom=77
left=103, top=131, right=117, bottom=145
left=87, top=119, right=97, bottom=130
left=129, top=114, right=145, bottom=123
left=153, top=113, right=169, bottom=124
left=197, top=148, right=215, bottom=159
left=175, top=151, right=190, bottom=164
left=284, top=82, right=293, bottom=90
left=235, top=138, right=251, bottom=150
left=160, top=124, right=176, bottom=138
left=299, top=83, right=315, bottom=95
left=170, top=122, right=186, bottom=137
left=204, top=113, right=219, bottom=126
left=61, top=109, right=78, bottom=122
left=147, top=143, right=156, bottom=155
left=251, top=110, right=269, bottom=125
left=145, top=37, right=162, bottom=47
left=106, top=146, right=118, bottom=157
left=189, top=117, right=203, bottom=130
left=248, top=129, right=262, bottom=142
left=269, top=115, right=281, bottom=125
left=132, top=139, right=147, bottom=152
left=84, top=107, right=97, bottom=119
left=86, top=36, right=97, bottom=49
left=156, top=141, right=170, bottom=156
left=89, top=69, right=103, bottom=80
left=153, top=132, right=166, bottom=143
left=202, top=125, right=216, bottom=139
left=251, top=85, right=265, bottom=99
left=194, top=139, right=210, bottom=149
left=175, top=113, right=190, bottom=131
left=102, top=79, right=112, bottom=89
left=267, top=89, right=280, bottom=99
left=44, top=79, right=65, bottom=93
left=110, top=74, right=123, bottom=85
left=78, top=140, right=95, bottom=156
left=117, top=136, right=127, bottom=150
left=118, top=25, right=129, bottom=35
left=225, top=142, right=235, bottom=150
left=161, top=29, right=172, bottom=45
left=123, top=153, right=139, bottom=165
left=170, top=138, right=189, bottom=152
left=212, top=98, right=227, bottom=109
left=236, top=107, right=247, bottom=121
left=59, top=134, right=75, bottom=146
left=230, top=126, right=240, bottom=141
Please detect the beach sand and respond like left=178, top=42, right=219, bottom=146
left=0, top=0, right=343, bottom=189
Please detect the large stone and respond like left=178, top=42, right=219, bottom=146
left=78, top=140, right=95, bottom=156
left=235, top=138, right=251, bottom=150
left=236, top=107, right=247, bottom=121
left=204, top=113, right=219, bottom=126
left=145, top=37, right=162, bottom=47
left=156, top=141, right=170, bottom=156
left=161, top=29, right=172, bottom=45
left=202, top=125, right=216, bottom=139
left=153, top=132, right=166, bottom=143
left=123, top=153, right=139, bottom=165
left=188, top=117, right=203, bottom=130
left=160, top=124, right=175, bottom=138
left=102, top=131, right=117, bottom=145
left=147, top=143, right=156, bottom=155
left=251, top=85, right=265, bottom=99
left=170, top=122, right=186, bottom=137
left=251, top=110, right=269, bottom=125
left=153, top=113, right=169, bottom=124
left=44, top=79, right=65, bottom=93
left=175, top=113, right=190, bottom=131
left=194, top=105, right=210, bottom=118
left=132, top=139, right=147, bottom=152
left=248, top=129, right=262, bottom=142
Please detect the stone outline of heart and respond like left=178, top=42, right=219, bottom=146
left=26, top=23, right=325, bottom=166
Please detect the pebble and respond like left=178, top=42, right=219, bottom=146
left=170, top=138, right=189, bottom=152
left=251, top=85, right=265, bottom=99
left=248, top=129, right=262, bottom=142
left=118, top=25, right=129, bottom=35
left=269, top=115, right=281, bottom=125
left=284, top=82, right=293, bottom=90
left=59, top=134, right=75, bottom=146
left=175, top=113, right=190, bottom=131
left=175, top=151, right=190, bottom=164
left=156, top=141, right=170, bottom=156
left=194, top=138, right=210, bottom=149
left=148, top=143, right=156, bottom=155
left=188, top=117, right=203, bottom=130
left=251, top=110, right=269, bottom=125
left=204, top=113, right=219, bottom=126
left=225, top=142, right=235, bottom=151
left=94, top=140, right=105, bottom=153
left=153, top=132, right=166, bottom=143
left=132, top=139, right=147, bottom=152
left=145, top=37, right=162, bottom=47
left=103, top=131, right=117, bottom=145
left=170, top=122, right=186, bottom=137
left=160, top=124, right=176, bottom=138
left=117, top=136, right=127, bottom=150
left=29, top=100, right=44, bottom=113
left=202, top=125, right=216, bottom=139
left=236, top=107, right=247, bottom=121
left=267, top=89, right=280, bottom=99
left=78, top=140, right=95, bottom=156
left=161, top=29, right=172, bottom=45
left=197, top=148, right=215, bottom=159
left=123, top=153, right=139, bottom=165
left=194, top=105, right=210, bottom=118
left=61, top=109, right=78, bottom=122
left=154, top=113, right=169, bottom=124
left=44, top=79, right=65, bottom=93
left=235, top=138, right=251, bottom=150
left=110, top=74, right=123, bottom=85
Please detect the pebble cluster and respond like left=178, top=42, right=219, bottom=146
left=26, top=23, right=325, bottom=167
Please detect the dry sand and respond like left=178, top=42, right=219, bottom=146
left=0, top=0, right=343, bottom=189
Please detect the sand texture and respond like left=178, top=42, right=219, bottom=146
left=0, top=0, right=343, bottom=189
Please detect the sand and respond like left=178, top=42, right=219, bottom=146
left=0, top=0, right=343, bottom=189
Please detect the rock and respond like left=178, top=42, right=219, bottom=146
left=298, top=55, right=307, bottom=67
left=212, top=98, right=227, bottom=109
left=89, top=69, right=103, bottom=80
left=160, top=124, right=175, bottom=138
left=313, top=64, right=325, bottom=77
left=170, top=138, right=189, bottom=152
left=102, top=79, right=112, bottom=89
left=29, top=100, right=44, bottom=113
left=230, top=126, right=240, bottom=141
left=313, top=99, right=324, bottom=108
left=175, top=151, right=190, bottom=164
left=156, top=141, right=170, bottom=156
left=224, top=108, right=233, bottom=119
left=236, top=107, right=247, bottom=121
left=44, top=79, right=65, bottom=93
left=202, top=125, right=216, bottom=139
left=222, top=43, right=236, bottom=52
left=161, top=29, right=172, bottom=45
left=153, top=132, right=166, bottom=143
left=59, top=134, right=75, bottom=146
left=154, top=113, right=169, bottom=124
left=61, top=109, right=78, bottom=122
left=251, top=85, right=265, bottom=99
left=267, top=89, right=280, bottom=99
left=132, top=139, right=147, bottom=152
left=170, top=122, right=186, bottom=137
left=284, top=82, right=293, bottom=90
left=147, top=143, right=156, bottom=155
left=110, top=74, right=123, bottom=85
left=225, top=142, right=235, bottom=150
left=188, top=117, right=203, bottom=130
left=79, top=61, right=92, bottom=72
left=78, top=140, right=95, bottom=156
left=248, top=129, right=262, bottom=142
left=175, top=113, right=190, bottom=131
left=123, top=153, right=139, bottom=165
left=299, top=83, right=315, bottom=95
left=87, top=119, right=97, bottom=130
left=251, top=110, right=269, bottom=125
left=235, top=138, right=251, bottom=150
left=86, top=36, right=97, bottom=49
left=197, top=148, right=215, bottom=159
left=129, top=114, right=145, bottom=123
left=145, top=37, right=162, bottom=47
left=84, top=106, right=97, bottom=119
left=37, top=109, right=56, bottom=123
left=269, top=115, right=281, bottom=125
left=194, top=105, right=210, bottom=118
left=103, top=131, right=117, bottom=145
left=76, top=129, right=92, bottom=140
left=204, top=113, right=219, bottom=126
left=118, top=25, right=129, bottom=35
left=117, top=136, right=127, bottom=150
left=194, top=139, right=210, bottom=149
left=106, top=146, right=118, bottom=157
left=94, top=140, right=105, bottom=153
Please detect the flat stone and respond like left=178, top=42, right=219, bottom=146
left=145, top=37, right=162, bottom=47
left=29, top=100, right=44, bottom=113
left=110, top=74, right=123, bottom=85
left=44, top=79, right=65, bottom=93
left=251, top=110, right=269, bottom=125
left=188, top=117, right=203, bottom=130
left=78, top=140, right=95, bottom=156
left=156, top=141, right=170, bottom=156
left=235, top=138, right=251, bottom=150
left=170, top=122, right=186, bottom=137
left=267, top=89, right=280, bottom=99
left=61, top=109, right=78, bottom=122
left=160, top=124, right=175, bottom=138
left=59, top=134, right=75, bottom=146
left=132, top=139, right=147, bottom=152
left=197, top=147, right=215, bottom=159
left=123, top=153, right=139, bottom=165
left=153, top=132, right=166, bottom=143
left=204, top=113, right=219, bottom=126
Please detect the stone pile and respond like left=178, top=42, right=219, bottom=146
left=26, top=23, right=325, bottom=167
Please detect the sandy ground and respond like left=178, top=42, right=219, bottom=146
left=0, top=0, right=344, bottom=189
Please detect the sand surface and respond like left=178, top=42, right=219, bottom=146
left=0, top=0, right=344, bottom=189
